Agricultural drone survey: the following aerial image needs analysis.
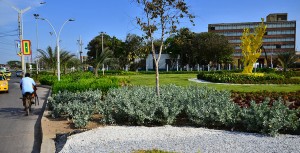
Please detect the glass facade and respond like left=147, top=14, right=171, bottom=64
left=220, top=30, right=295, bottom=37
left=214, top=22, right=295, bottom=30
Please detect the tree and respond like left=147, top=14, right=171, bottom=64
left=38, top=46, right=56, bottom=75
left=66, top=58, right=81, bottom=71
left=124, top=34, right=149, bottom=70
left=193, top=32, right=234, bottom=66
left=164, top=35, right=179, bottom=69
left=60, top=52, right=76, bottom=74
left=135, top=0, right=194, bottom=95
left=165, top=28, right=195, bottom=68
left=277, top=51, right=299, bottom=72
left=6, top=60, right=21, bottom=69
left=86, top=33, right=124, bottom=70
left=241, top=18, right=267, bottom=74
left=92, top=47, right=113, bottom=77
left=110, top=36, right=126, bottom=69
left=38, top=46, right=75, bottom=75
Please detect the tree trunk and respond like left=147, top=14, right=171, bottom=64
left=155, top=61, right=160, bottom=96
left=64, top=65, right=67, bottom=74
left=94, top=64, right=99, bottom=77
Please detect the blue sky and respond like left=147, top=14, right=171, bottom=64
left=0, top=0, right=299, bottom=64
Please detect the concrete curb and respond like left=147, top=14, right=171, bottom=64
left=40, top=86, right=55, bottom=153
left=41, top=111, right=56, bottom=153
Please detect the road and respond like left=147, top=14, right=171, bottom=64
left=0, top=72, right=50, bottom=153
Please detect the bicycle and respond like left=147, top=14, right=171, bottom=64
left=23, top=92, right=33, bottom=116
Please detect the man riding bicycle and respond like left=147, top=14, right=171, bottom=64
left=20, top=73, right=37, bottom=107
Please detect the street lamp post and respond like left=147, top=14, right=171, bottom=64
left=100, top=32, right=106, bottom=75
left=40, top=18, right=75, bottom=81
left=34, top=13, right=40, bottom=75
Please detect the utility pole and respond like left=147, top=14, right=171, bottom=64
left=1, top=0, right=31, bottom=77
left=17, top=8, right=31, bottom=77
left=77, top=36, right=83, bottom=63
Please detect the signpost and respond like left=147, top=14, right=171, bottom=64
left=22, top=40, right=31, bottom=55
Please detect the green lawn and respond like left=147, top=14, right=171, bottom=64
left=116, top=73, right=300, bottom=92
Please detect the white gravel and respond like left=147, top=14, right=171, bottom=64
left=58, top=125, right=300, bottom=153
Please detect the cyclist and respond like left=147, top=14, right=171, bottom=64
left=20, top=73, right=37, bottom=107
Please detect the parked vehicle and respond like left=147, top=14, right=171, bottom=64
left=5, top=69, right=11, bottom=77
left=16, top=70, right=23, bottom=77
left=0, top=72, right=9, bottom=93
left=0, top=67, right=6, bottom=73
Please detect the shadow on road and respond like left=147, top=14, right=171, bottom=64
left=0, top=107, right=43, bottom=118
left=0, top=99, right=47, bottom=153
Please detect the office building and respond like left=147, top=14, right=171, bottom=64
left=208, top=13, right=296, bottom=67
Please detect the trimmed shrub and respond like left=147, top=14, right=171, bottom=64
left=47, top=90, right=102, bottom=128
left=52, top=77, right=122, bottom=94
left=102, top=85, right=186, bottom=125
left=184, top=86, right=240, bottom=128
left=238, top=98, right=299, bottom=136
left=103, top=86, right=160, bottom=125
left=155, top=85, right=185, bottom=124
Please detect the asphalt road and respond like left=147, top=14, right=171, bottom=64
left=0, top=73, right=50, bottom=153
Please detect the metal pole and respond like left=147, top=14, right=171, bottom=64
left=18, top=12, right=26, bottom=77
left=79, top=36, right=83, bottom=63
left=41, top=18, right=74, bottom=81
left=271, top=46, right=273, bottom=68
left=34, top=14, right=39, bottom=74
left=101, top=32, right=104, bottom=53
left=19, top=8, right=31, bottom=76
left=57, top=19, right=73, bottom=81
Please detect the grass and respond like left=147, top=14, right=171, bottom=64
left=116, top=73, right=300, bottom=92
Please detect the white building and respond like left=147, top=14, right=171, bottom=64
left=145, top=54, right=171, bottom=70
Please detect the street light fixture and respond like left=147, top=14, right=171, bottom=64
left=40, top=18, right=75, bottom=81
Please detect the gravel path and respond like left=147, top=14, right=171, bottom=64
left=58, top=125, right=300, bottom=153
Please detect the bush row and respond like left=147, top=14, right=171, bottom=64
left=197, top=72, right=300, bottom=84
left=48, top=85, right=300, bottom=136
left=38, top=71, right=127, bottom=94
left=52, top=77, right=121, bottom=94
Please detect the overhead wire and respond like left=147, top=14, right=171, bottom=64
left=0, top=29, right=18, bottom=34
left=0, top=34, right=18, bottom=37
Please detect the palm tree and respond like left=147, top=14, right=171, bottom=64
left=277, top=51, right=299, bottom=72
left=92, top=47, right=113, bottom=77
left=66, top=58, right=81, bottom=72
left=38, top=46, right=76, bottom=75
left=38, top=46, right=56, bottom=75
left=60, top=51, right=76, bottom=74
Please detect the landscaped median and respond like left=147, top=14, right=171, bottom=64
left=37, top=71, right=300, bottom=139
left=47, top=84, right=300, bottom=136
left=35, top=70, right=300, bottom=152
